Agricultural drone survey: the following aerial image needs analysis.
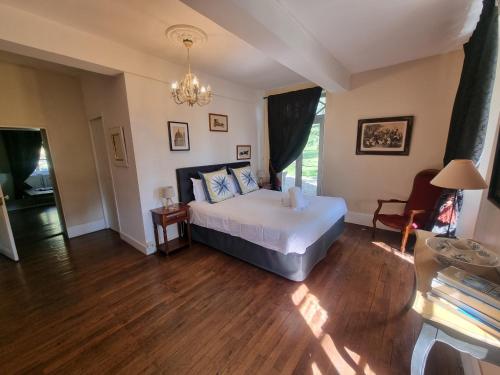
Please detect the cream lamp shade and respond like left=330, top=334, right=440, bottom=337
left=163, top=186, right=175, bottom=198
left=430, top=159, right=488, bottom=190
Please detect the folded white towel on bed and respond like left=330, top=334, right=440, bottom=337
left=281, top=194, right=291, bottom=207
left=288, top=187, right=308, bottom=211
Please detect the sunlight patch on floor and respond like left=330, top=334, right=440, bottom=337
left=311, top=361, right=322, bottom=375
left=292, top=284, right=375, bottom=375
left=372, top=241, right=414, bottom=264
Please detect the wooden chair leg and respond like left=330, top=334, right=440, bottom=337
left=372, top=217, right=377, bottom=239
left=401, top=227, right=410, bottom=253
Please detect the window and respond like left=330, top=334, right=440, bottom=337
left=31, top=146, right=49, bottom=176
left=283, top=91, right=326, bottom=195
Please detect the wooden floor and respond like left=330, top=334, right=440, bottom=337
left=8, top=205, right=63, bottom=247
left=0, top=224, right=462, bottom=374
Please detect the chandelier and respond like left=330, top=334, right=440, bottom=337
left=170, top=36, right=212, bottom=107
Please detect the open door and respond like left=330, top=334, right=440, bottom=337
left=0, top=185, right=18, bottom=261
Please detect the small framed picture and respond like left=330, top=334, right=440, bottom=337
left=109, top=126, right=128, bottom=167
left=168, top=121, right=190, bottom=151
left=356, top=116, right=414, bottom=155
left=236, top=145, right=251, bottom=160
left=209, top=113, right=228, bottom=132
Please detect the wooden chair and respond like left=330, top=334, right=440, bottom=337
left=372, top=169, right=443, bottom=252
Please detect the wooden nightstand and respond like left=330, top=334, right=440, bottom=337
left=151, top=203, right=191, bottom=255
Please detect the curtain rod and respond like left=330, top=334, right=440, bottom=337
left=262, top=86, right=323, bottom=100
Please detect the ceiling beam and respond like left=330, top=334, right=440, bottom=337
left=181, top=0, right=351, bottom=92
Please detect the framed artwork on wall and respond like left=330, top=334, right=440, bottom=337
left=109, top=126, right=128, bottom=167
left=168, top=121, right=190, bottom=151
left=236, top=145, right=251, bottom=160
left=488, top=131, right=500, bottom=208
left=356, top=116, right=414, bottom=155
left=209, top=113, right=228, bottom=132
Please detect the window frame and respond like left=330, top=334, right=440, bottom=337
left=291, top=91, right=326, bottom=195
left=30, top=145, right=50, bottom=176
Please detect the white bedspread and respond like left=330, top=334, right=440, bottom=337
left=189, top=189, right=347, bottom=255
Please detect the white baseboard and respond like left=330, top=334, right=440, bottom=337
left=345, top=211, right=399, bottom=232
left=119, top=232, right=156, bottom=255
left=67, top=219, right=107, bottom=238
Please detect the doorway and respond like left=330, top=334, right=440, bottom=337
left=89, top=117, right=119, bottom=232
left=0, top=128, right=66, bottom=260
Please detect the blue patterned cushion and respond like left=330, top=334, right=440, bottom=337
left=230, top=166, right=259, bottom=194
left=198, top=170, right=234, bottom=203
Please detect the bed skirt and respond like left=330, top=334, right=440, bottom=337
left=190, top=216, right=345, bottom=282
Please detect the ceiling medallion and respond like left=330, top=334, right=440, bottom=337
left=166, top=25, right=212, bottom=107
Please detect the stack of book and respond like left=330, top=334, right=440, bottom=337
left=428, top=266, right=500, bottom=338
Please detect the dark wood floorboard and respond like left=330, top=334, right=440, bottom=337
left=0, top=224, right=463, bottom=374
left=8, top=205, right=63, bottom=248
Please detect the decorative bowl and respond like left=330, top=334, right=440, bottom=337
left=425, top=237, right=499, bottom=275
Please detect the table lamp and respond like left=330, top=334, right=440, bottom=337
left=162, top=186, right=175, bottom=208
left=430, top=159, right=487, bottom=238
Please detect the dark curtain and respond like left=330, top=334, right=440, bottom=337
left=2, top=130, right=42, bottom=199
left=268, top=86, right=322, bottom=190
left=429, top=0, right=498, bottom=234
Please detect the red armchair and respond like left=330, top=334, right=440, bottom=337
left=372, top=169, right=443, bottom=252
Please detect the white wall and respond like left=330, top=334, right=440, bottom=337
left=323, top=51, right=463, bottom=226
left=0, top=61, right=105, bottom=236
left=0, top=3, right=264, bottom=253
left=263, top=52, right=463, bottom=228
left=124, top=71, right=262, bottom=251
left=80, top=72, right=147, bottom=251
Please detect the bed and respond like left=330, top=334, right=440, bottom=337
left=176, top=162, right=346, bottom=281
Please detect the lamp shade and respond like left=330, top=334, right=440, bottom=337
left=430, top=159, right=487, bottom=190
left=163, top=186, right=175, bottom=198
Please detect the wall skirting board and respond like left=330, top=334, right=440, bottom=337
left=119, top=232, right=156, bottom=255
left=67, top=219, right=107, bottom=238
left=345, top=211, right=399, bottom=232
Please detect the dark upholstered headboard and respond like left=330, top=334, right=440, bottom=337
left=176, top=162, right=250, bottom=203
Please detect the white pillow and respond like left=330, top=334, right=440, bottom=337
left=191, top=178, right=207, bottom=202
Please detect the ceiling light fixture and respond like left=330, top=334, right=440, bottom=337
left=166, top=25, right=212, bottom=107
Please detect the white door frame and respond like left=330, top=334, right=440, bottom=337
left=40, top=128, right=68, bottom=237
left=0, top=126, right=68, bottom=259
left=0, top=184, right=18, bottom=261
left=88, top=116, right=120, bottom=232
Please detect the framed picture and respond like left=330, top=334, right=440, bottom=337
left=356, top=116, right=414, bottom=155
left=488, top=131, right=500, bottom=207
left=236, top=145, right=251, bottom=160
left=109, top=126, right=128, bottom=167
left=209, top=113, right=228, bottom=132
left=168, top=121, right=190, bottom=151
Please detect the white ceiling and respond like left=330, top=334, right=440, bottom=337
left=280, top=0, right=482, bottom=73
left=0, top=0, right=306, bottom=89
left=0, top=0, right=482, bottom=89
